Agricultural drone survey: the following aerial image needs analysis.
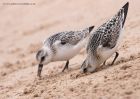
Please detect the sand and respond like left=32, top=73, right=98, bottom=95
left=0, top=0, right=140, bottom=99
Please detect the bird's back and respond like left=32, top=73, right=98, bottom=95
left=87, top=2, right=129, bottom=55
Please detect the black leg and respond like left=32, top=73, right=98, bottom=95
left=111, top=52, right=119, bottom=65
left=103, top=61, right=106, bottom=65
left=62, top=60, right=69, bottom=72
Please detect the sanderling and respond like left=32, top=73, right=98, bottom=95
left=36, top=26, right=94, bottom=77
left=81, top=2, right=129, bottom=73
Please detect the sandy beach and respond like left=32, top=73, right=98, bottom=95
left=0, top=0, right=140, bottom=98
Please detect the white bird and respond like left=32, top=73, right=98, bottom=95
left=36, top=26, right=94, bottom=77
left=81, top=2, right=129, bottom=73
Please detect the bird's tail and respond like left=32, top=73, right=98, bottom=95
left=88, top=26, right=94, bottom=33
left=109, top=2, right=129, bottom=28
left=82, top=25, right=94, bottom=38
left=121, top=2, right=129, bottom=27
left=116, top=2, right=129, bottom=28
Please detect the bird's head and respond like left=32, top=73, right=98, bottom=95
left=36, top=47, right=52, bottom=77
left=81, top=56, right=98, bottom=73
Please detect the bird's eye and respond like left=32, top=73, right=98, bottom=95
left=83, top=68, right=87, bottom=73
left=61, top=41, right=66, bottom=45
left=41, top=56, right=45, bottom=62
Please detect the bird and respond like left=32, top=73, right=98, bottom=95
left=36, top=26, right=94, bottom=77
left=81, top=2, right=129, bottom=73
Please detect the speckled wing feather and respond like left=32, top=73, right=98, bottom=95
left=100, top=14, right=121, bottom=49
left=87, top=21, right=120, bottom=55
left=44, top=31, right=85, bottom=47
left=87, top=32, right=102, bottom=55
left=44, top=32, right=64, bottom=46
left=102, top=2, right=129, bottom=48
left=61, top=31, right=84, bottom=45
left=87, top=3, right=129, bottom=54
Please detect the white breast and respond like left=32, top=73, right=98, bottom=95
left=52, top=37, right=88, bottom=61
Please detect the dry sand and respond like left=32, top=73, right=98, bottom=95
left=0, top=0, right=140, bottom=99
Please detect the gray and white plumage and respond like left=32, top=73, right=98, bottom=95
left=81, top=2, right=129, bottom=73
left=36, top=26, right=94, bottom=77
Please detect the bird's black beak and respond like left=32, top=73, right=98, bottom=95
left=37, top=64, right=43, bottom=77
left=37, top=56, right=45, bottom=78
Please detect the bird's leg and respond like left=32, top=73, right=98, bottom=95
left=62, top=60, right=69, bottom=72
left=111, top=52, right=119, bottom=65
left=103, top=61, right=106, bottom=65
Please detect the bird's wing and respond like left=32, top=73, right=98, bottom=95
left=100, top=22, right=121, bottom=49
left=60, top=31, right=84, bottom=45
left=99, top=2, right=129, bottom=49
left=87, top=32, right=102, bottom=54
left=87, top=2, right=129, bottom=57
left=43, top=32, right=64, bottom=47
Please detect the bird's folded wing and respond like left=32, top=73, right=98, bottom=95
left=61, top=31, right=83, bottom=45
